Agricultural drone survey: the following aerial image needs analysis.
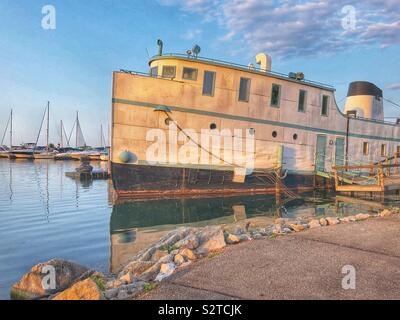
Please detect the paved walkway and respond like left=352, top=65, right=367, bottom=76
left=141, top=215, right=400, bottom=300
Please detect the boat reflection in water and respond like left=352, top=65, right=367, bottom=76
left=108, top=191, right=387, bottom=273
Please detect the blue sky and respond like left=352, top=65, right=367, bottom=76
left=0, top=0, right=399, bottom=146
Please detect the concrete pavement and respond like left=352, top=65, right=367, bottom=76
left=140, top=215, right=400, bottom=300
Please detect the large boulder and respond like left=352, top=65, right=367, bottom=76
left=174, top=234, right=199, bottom=250
left=52, top=278, right=104, bottom=300
left=195, top=226, right=226, bottom=256
left=10, top=259, right=89, bottom=300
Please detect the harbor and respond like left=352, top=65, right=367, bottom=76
left=1, top=1, right=400, bottom=305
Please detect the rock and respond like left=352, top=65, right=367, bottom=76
left=326, top=217, right=340, bottom=225
left=379, top=209, right=393, bottom=217
left=233, top=226, right=243, bottom=235
left=252, top=233, right=263, bottom=240
left=195, top=226, right=226, bottom=256
left=174, top=254, right=186, bottom=266
left=10, top=259, right=89, bottom=300
left=274, top=218, right=289, bottom=225
left=106, top=279, right=124, bottom=289
left=355, top=213, right=370, bottom=221
left=239, top=234, right=252, bottom=242
left=260, top=226, right=274, bottom=237
left=151, top=250, right=168, bottom=262
left=116, top=281, right=146, bottom=300
left=119, top=272, right=135, bottom=285
left=319, top=218, right=328, bottom=226
left=138, top=262, right=162, bottom=282
left=282, top=227, right=292, bottom=234
left=340, top=217, right=352, bottom=223
left=308, top=219, right=321, bottom=229
left=119, top=261, right=155, bottom=278
left=289, top=223, right=305, bottom=232
left=225, top=234, right=241, bottom=245
left=180, top=248, right=197, bottom=261
left=104, top=288, right=119, bottom=300
left=155, top=263, right=176, bottom=282
left=273, top=224, right=282, bottom=234
left=174, top=234, right=200, bottom=250
left=52, top=278, right=104, bottom=300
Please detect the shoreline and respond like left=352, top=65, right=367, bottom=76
left=9, top=206, right=399, bottom=300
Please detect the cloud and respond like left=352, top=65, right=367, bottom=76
left=182, top=29, right=203, bottom=40
left=159, top=0, right=400, bottom=58
left=387, top=83, right=400, bottom=91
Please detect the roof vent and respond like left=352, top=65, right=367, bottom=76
left=256, top=53, right=272, bottom=72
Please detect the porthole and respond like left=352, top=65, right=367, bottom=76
left=210, top=123, right=217, bottom=130
left=249, top=128, right=255, bottom=135
left=293, top=134, right=298, bottom=140
left=272, top=131, right=278, bottom=138
left=165, top=117, right=172, bottom=126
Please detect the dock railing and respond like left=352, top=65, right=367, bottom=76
left=332, top=153, right=400, bottom=192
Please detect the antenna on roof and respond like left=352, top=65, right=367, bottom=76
left=192, top=45, right=201, bottom=58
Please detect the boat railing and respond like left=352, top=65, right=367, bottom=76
left=151, top=53, right=335, bottom=90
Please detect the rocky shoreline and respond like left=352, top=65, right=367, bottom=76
left=10, top=208, right=399, bottom=300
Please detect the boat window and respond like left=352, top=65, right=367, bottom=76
left=150, top=66, right=158, bottom=77
left=162, top=66, right=176, bottom=78
left=293, top=133, right=298, bottom=140
left=182, top=67, right=198, bottom=81
left=202, top=71, right=216, bottom=96
left=321, top=94, right=330, bottom=116
left=239, top=77, right=251, bottom=102
left=381, top=144, right=387, bottom=157
left=270, top=84, right=281, bottom=108
left=298, top=90, right=307, bottom=112
left=272, top=131, right=278, bottom=138
left=363, top=142, right=369, bottom=155
left=210, top=123, right=217, bottom=130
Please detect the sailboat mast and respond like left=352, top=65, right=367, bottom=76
left=100, top=124, right=104, bottom=148
left=10, top=109, right=13, bottom=150
left=76, top=111, right=78, bottom=148
left=46, top=101, right=50, bottom=152
left=60, top=120, right=63, bottom=148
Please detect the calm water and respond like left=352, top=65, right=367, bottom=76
left=0, top=159, right=392, bottom=299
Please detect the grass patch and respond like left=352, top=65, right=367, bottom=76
left=91, top=275, right=106, bottom=291
left=168, top=245, right=179, bottom=254
left=143, top=282, right=157, bottom=292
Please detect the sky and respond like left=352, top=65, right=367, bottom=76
left=0, top=0, right=399, bottom=146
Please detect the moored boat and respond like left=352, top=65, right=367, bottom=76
left=110, top=41, right=400, bottom=199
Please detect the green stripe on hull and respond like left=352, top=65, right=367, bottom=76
left=112, top=98, right=400, bottom=143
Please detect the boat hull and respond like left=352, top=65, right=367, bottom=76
left=34, top=153, right=56, bottom=159
left=111, top=162, right=330, bottom=200
left=9, top=152, right=34, bottom=159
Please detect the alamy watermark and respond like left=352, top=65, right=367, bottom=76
left=341, top=5, right=357, bottom=31
left=341, top=265, right=356, bottom=290
left=41, top=265, right=56, bottom=290
left=145, top=122, right=255, bottom=174
left=41, top=5, right=56, bottom=30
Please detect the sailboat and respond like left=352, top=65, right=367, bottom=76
left=34, top=102, right=58, bottom=159
left=54, top=120, right=76, bottom=160
left=67, top=111, right=100, bottom=160
left=0, top=109, right=12, bottom=158
left=99, top=124, right=110, bottom=161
